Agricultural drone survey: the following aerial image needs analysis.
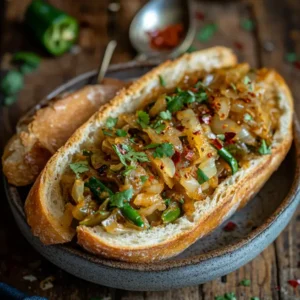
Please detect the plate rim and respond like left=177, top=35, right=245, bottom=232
left=5, top=61, right=300, bottom=272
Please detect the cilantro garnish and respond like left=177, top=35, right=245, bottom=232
left=197, top=23, right=217, bottom=42
left=159, top=75, right=166, bottom=87
left=70, top=160, right=89, bottom=177
left=106, top=117, right=118, bottom=129
left=179, top=199, right=184, bottom=204
left=239, top=279, right=251, bottom=286
left=144, top=143, right=160, bottom=149
left=151, top=119, right=166, bottom=134
left=153, top=143, right=175, bottom=158
left=110, top=188, right=133, bottom=208
left=250, top=297, right=260, bottom=300
left=159, top=110, right=172, bottom=120
left=285, top=52, right=298, bottom=63
left=140, top=175, right=148, bottom=183
left=258, top=139, right=271, bottom=155
left=12, top=52, right=41, bottom=68
left=197, top=168, right=209, bottom=184
left=165, top=198, right=171, bottom=206
left=137, top=111, right=150, bottom=128
left=112, top=144, right=149, bottom=166
left=122, top=165, right=136, bottom=176
left=186, top=45, right=197, bottom=53
left=215, top=293, right=237, bottom=300
left=243, top=76, right=251, bottom=85
left=102, top=129, right=113, bottom=137
left=4, top=95, right=17, bottom=106
left=241, top=18, right=255, bottom=31
left=116, top=129, right=127, bottom=137
left=244, top=113, right=253, bottom=121
left=0, top=70, right=23, bottom=96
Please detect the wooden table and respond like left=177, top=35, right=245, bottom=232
left=0, top=0, right=299, bottom=299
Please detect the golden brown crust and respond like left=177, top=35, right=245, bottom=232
left=24, top=174, right=75, bottom=244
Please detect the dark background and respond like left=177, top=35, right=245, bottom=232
left=0, top=0, right=299, bottom=299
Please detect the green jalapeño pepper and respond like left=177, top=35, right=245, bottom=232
left=121, top=203, right=145, bottom=228
left=162, top=202, right=181, bottom=224
left=218, top=147, right=239, bottom=175
left=25, top=0, right=79, bottom=56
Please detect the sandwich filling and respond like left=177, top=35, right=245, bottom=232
left=61, top=63, right=281, bottom=234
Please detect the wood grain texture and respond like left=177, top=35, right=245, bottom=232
left=0, top=0, right=299, bottom=299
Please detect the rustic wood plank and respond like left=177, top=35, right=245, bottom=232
left=252, top=1, right=300, bottom=299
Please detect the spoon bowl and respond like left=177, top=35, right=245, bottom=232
left=129, top=0, right=195, bottom=60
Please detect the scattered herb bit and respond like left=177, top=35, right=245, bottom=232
left=287, top=279, right=300, bottom=288
left=0, top=70, right=23, bottom=96
left=230, top=83, right=237, bottom=92
left=159, top=75, right=166, bottom=87
left=223, top=221, right=237, bottom=232
left=102, top=129, right=113, bottom=137
left=152, top=119, right=166, bottom=134
left=186, top=45, right=197, bottom=53
left=4, top=95, right=17, bottom=106
left=217, top=134, right=225, bottom=141
left=179, top=198, right=184, bottom=204
left=137, top=110, right=150, bottom=128
left=70, top=160, right=89, bottom=177
left=110, top=188, right=133, bottom=208
left=159, top=110, right=172, bottom=120
left=112, top=144, right=149, bottom=166
left=239, top=279, right=251, bottom=286
left=106, top=117, right=118, bottom=129
left=140, top=175, right=148, bottom=183
left=12, top=51, right=41, bottom=74
left=243, top=75, right=251, bottom=85
left=144, top=143, right=160, bottom=149
left=122, top=165, right=136, bottom=176
left=224, top=292, right=237, bottom=300
left=116, top=129, right=127, bottom=137
left=285, top=52, right=298, bottom=63
left=165, top=198, right=171, bottom=206
left=153, top=143, right=175, bottom=158
left=197, top=23, right=217, bottom=42
left=258, top=139, right=271, bottom=155
left=197, top=168, right=209, bottom=184
left=250, top=297, right=260, bottom=300
left=241, top=18, right=255, bottom=31
left=244, top=113, right=253, bottom=121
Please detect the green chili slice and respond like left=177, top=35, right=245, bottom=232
left=121, top=203, right=144, bottom=227
left=162, top=202, right=181, bottom=224
left=218, top=147, right=239, bottom=174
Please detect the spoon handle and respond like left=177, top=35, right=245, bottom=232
left=96, top=40, right=117, bottom=83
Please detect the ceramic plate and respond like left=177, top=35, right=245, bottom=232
left=4, top=62, right=300, bottom=291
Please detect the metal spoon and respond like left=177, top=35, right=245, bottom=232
left=129, top=0, right=195, bottom=61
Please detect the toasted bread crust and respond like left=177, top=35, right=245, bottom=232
left=24, top=47, right=293, bottom=261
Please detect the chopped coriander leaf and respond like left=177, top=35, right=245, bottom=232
left=230, top=83, right=237, bottom=92
left=243, top=75, right=251, bottom=85
left=116, top=129, right=127, bottom=137
left=140, top=175, right=148, bottom=183
left=0, top=70, right=23, bottom=95
left=159, top=75, right=166, bottom=87
left=244, top=113, right=253, bottom=121
left=197, top=23, right=217, bottom=42
left=102, top=129, right=113, bottom=136
left=195, top=80, right=204, bottom=89
left=217, top=134, right=225, bottom=141
left=197, top=168, right=209, bottom=184
left=166, top=94, right=184, bottom=113
left=70, top=160, right=89, bottom=177
left=152, top=119, right=166, bottom=134
left=224, top=293, right=237, bottom=300
left=285, top=52, right=298, bottom=63
left=214, top=297, right=225, bottom=300
left=258, top=139, right=271, bottom=155
left=83, top=149, right=92, bottom=156
left=250, top=297, right=260, bottom=300
left=122, top=165, right=136, bottom=176
left=137, top=110, right=150, bottom=128
left=179, top=199, right=184, bottom=204
left=159, top=110, right=172, bottom=120
left=144, top=143, right=160, bottom=149
left=165, top=198, right=171, bottom=206
left=241, top=18, right=255, bottom=31
left=112, top=144, right=127, bottom=165
left=112, top=144, right=149, bottom=166
left=110, top=188, right=133, bottom=208
left=239, top=279, right=251, bottom=286
left=106, top=117, right=118, bottom=129
left=186, top=45, right=197, bottom=53
left=153, top=143, right=175, bottom=158
left=12, top=51, right=41, bottom=67
left=20, top=63, right=38, bottom=74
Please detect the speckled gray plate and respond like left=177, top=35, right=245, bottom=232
left=4, top=61, right=300, bottom=291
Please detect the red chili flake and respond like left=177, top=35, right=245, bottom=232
left=243, top=98, right=252, bottom=103
left=195, top=11, right=205, bottom=21
left=234, top=41, right=244, bottom=50
left=248, top=92, right=256, bottom=97
left=149, top=175, right=155, bottom=181
left=160, top=164, right=164, bottom=170
left=193, top=130, right=201, bottom=135
left=287, top=279, right=300, bottom=288
left=294, top=61, right=300, bottom=70
left=201, top=114, right=212, bottom=124
left=275, top=286, right=281, bottom=291
left=184, top=150, right=194, bottom=161
left=207, top=152, right=213, bottom=158
left=223, top=221, right=237, bottom=232
left=176, top=125, right=185, bottom=131
left=212, top=138, right=223, bottom=150
left=172, top=151, right=181, bottom=165
left=224, top=132, right=236, bottom=144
